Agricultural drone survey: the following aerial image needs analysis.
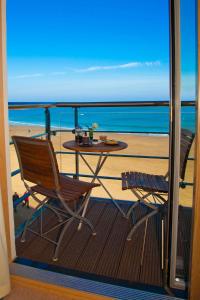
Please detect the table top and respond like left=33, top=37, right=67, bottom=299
left=63, top=140, right=128, bottom=153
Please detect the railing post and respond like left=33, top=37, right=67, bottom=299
left=74, top=107, right=79, bottom=179
left=45, top=107, right=51, bottom=140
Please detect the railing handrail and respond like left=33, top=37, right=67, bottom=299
left=8, top=100, right=195, bottom=110
left=55, top=150, right=194, bottom=160
left=8, top=103, right=55, bottom=110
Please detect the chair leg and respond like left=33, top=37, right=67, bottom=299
left=126, top=189, right=157, bottom=219
left=60, top=194, right=96, bottom=236
left=77, top=190, right=92, bottom=231
left=52, top=213, right=96, bottom=262
left=30, top=191, right=63, bottom=223
left=21, top=202, right=43, bottom=242
left=140, top=218, right=148, bottom=267
left=127, top=208, right=158, bottom=241
left=161, top=217, right=164, bottom=270
left=25, top=183, right=69, bottom=223
left=76, top=214, right=96, bottom=235
left=21, top=195, right=65, bottom=243
left=44, top=203, right=63, bottom=222
left=52, top=217, right=75, bottom=261
left=126, top=200, right=140, bottom=218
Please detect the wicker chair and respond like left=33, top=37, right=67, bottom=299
left=121, top=129, right=194, bottom=243
left=12, top=136, right=99, bottom=261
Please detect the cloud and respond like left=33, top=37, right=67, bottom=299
left=75, top=61, right=161, bottom=73
left=8, top=60, right=161, bottom=81
left=10, top=73, right=44, bottom=79
left=10, top=71, right=69, bottom=79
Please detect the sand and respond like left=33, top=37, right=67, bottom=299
left=9, top=124, right=194, bottom=209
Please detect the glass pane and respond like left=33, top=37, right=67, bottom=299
left=175, top=0, right=196, bottom=284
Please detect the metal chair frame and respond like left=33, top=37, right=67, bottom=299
left=122, top=129, right=195, bottom=268
left=12, top=136, right=99, bottom=261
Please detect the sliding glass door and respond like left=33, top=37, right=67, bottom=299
left=168, top=0, right=196, bottom=290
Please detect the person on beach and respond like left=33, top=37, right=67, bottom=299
left=22, top=192, right=30, bottom=208
left=12, top=192, right=19, bottom=212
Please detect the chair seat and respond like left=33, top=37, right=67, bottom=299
left=59, top=175, right=99, bottom=194
left=32, top=175, right=100, bottom=203
left=121, top=172, right=169, bottom=193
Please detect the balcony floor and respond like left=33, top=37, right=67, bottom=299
left=15, top=198, right=191, bottom=289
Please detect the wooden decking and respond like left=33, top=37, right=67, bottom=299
left=15, top=198, right=191, bottom=289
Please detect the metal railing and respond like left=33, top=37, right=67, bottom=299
left=9, top=100, right=195, bottom=205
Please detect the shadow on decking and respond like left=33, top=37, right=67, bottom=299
left=15, top=198, right=191, bottom=290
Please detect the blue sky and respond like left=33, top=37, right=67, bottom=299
left=7, top=0, right=196, bottom=102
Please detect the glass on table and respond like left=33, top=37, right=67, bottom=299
left=75, top=127, right=83, bottom=144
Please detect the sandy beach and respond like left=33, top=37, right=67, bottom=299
left=10, top=124, right=194, bottom=210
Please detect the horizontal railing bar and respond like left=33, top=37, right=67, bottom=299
left=10, top=167, right=194, bottom=187
left=13, top=192, right=30, bottom=208
left=60, top=172, right=193, bottom=186
left=8, top=103, right=56, bottom=110
left=52, top=129, right=169, bottom=135
left=9, top=132, right=47, bottom=145
left=55, top=100, right=195, bottom=108
left=8, top=100, right=195, bottom=110
left=56, top=151, right=169, bottom=159
left=61, top=172, right=121, bottom=180
left=11, top=169, right=20, bottom=177
left=55, top=151, right=194, bottom=161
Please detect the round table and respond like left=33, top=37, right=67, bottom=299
left=62, top=140, right=127, bottom=153
left=63, top=140, right=128, bottom=228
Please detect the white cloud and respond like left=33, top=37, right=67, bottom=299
left=10, top=73, right=44, bottom=79
left=75, top=61, right=161, bottom=73
left=9, top=61, right=161, bottom=80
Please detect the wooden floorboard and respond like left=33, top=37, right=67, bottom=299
left=15, top=212, right=56, bottom=258
left=15, top=198, right=191, bottom=288
left=139, top=215, right=162, bottom=286
left=93, top=208, right=130, bottom=278
left=56, top=201, right=107, bottom=269
left=177, top=206, right=192, bottom=281
left=76, top=203, right=118, bottom=273
left=117, top=204, right=154, bottom=283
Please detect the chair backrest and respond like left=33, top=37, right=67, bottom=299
left=180, top=129, right=195, bottom=180
left=12, top=136, right=60, bottom=190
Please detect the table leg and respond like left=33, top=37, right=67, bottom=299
left=78, top=153, right=105, bottom=230
left=80, top=153, right=126, bottom=218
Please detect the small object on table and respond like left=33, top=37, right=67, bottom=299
left=82, top=131, right=90, bottom=145
left=87, top=123, right=98, bottom=142
left=92, top=139, right=99, bottom=145
left=89, top=127, right=94, bottom=141
left=104, top=139, right=119, bottom=145
left=75, top=127, right=83, bottom=144
left=99, top=135, right=107, bottom=141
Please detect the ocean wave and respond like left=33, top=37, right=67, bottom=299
left=10, top=121, right=45, bottom=127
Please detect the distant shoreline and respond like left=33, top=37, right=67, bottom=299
left=9, top=122, right=168, bottom=136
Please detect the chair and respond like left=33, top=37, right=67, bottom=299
left=12, top=136, right=99, bottom=261
left=121, top=129, right=194, bottom=245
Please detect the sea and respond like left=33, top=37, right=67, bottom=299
left=8, top=102, right=196, bottom=135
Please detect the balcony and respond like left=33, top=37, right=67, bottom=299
left=9, top=101, right=194, bottom=295
left=14, top=197, right=192, bottom=290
